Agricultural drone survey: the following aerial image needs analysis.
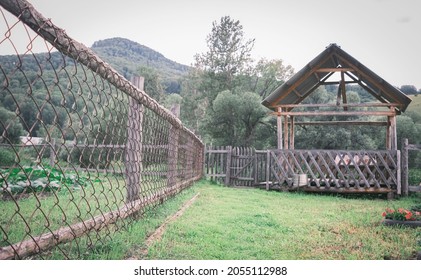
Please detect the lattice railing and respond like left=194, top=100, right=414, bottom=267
left=267, top=149, right=400, bottom=192
left=0, top=0, right=203, bottom=259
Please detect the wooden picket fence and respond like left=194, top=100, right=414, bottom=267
left=205, top=147, right=402, bottom=195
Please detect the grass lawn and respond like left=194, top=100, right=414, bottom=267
left=136, top=180, right=421, bottom=260
left=8, top=179, right=420, bottom=259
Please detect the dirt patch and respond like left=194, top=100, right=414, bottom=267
left=127, top=193, right=200, bottom=259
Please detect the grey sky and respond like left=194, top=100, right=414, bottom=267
left=7, top=0, right=421, bottom=88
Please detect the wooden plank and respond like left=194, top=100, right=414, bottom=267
left=295, top=121, right=388, bottom=126
left=266, top=150, right=270, bottom=190
left=273, top=110, right=396, bottom=117
left=125, top=96, right=143, bottom=202
left=225, top=146, right=232, bottom=186
left=409, top=186, right=421, bottom=193
left=290, top=116, right=295, bottom=149
left=315, top=67, right=354, bottom=72
left=340, top=71, right=347, bottom=111
left=396, top=150, right=401, bottom=194
left=301, top=186, right=393, bottom=194
left=283, top=115, right=289, bottom=150
left=277, top=107, right=283, bottom=149
left=402, top=139, right=409, bottom=196
left=275, top=102, right=401, bottom=109
left=407, top=144, right=421, bottom=151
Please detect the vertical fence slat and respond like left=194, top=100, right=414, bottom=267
left=402, top=138, right=409, bottom=196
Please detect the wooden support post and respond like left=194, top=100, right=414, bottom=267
left=125, top=76, right=144, bottom=203
left=49, top=138, right=56, bottom=167
left=396, top=150, right=401, bottom=195
left=341, top=72, right=347, bottom=111
left=283, top=115, right=289, bottom=150
left=386, top=106, right=397, bottom=151
left=401, top=138, right=409, bottom=196
left=167, top=125, right=179, bottom=192
left=266, top=150, right=270, bottom=190
left=290, top=116, right=295, bottom=150
left=390, top=109, right=397, bottom=151
left=253, top=148, right=258, bottom=185
left=225, top=146, right=232, bottom=186
left=277, top=107, right=283, bottom=150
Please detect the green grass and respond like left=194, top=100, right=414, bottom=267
left=0, top=174, right=127, bottom=248
left=3, top=179, right=421, bottom=259
left=406, top=94, right=421, bottom=113
left=141, top=180, right=421, bottom=260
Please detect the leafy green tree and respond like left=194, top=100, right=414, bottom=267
left=400, top=85, right=418, bottom=95
left=249, top=58, right=294, bottom=99
left=202, top=90, right=269, bottom=147
left=137, top=66, right=165, bottom=101
left=0, top=107, right=24, bottom=143
left=194, top=16, right=255, bottom=97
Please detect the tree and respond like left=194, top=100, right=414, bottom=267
left=137, top=66, right=164, bottom=101
left=0, top=107, right=24, bottom=143
left=249, top=58, right=294, bottom=99
left=194, top=16, right=255, bottom=95
left=400, top=85, right=418, bottom=95
left=202, top=90, right=269, bottom=147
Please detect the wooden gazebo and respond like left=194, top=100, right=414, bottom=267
left=262, top=44, right=412, bottom=151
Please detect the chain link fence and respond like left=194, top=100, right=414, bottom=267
left=0, top=0, right=204, bottom=259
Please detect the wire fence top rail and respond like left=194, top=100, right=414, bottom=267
left=0, top=0, right=203, bottom=259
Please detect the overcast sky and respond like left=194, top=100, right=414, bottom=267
left=6, top=0, right=421, bottom=88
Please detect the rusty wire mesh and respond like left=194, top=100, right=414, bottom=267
left=0, top=0, right=204, bottom=259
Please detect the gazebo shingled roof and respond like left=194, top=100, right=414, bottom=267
left=262, top=44, right=412, bottom=113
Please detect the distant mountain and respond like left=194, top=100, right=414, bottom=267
left=91, top=38, right=190, bottom=92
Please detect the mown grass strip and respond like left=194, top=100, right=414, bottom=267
left=143, top=181, right=421, bottom=260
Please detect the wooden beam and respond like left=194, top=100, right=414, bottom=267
left=271, top=53, right=336, bottom=105
left=344, top=72, right=392, bottom=106
left=273, top=110, right=396, bottom=117
left=320, top=81, right=357, bottom=85
left=277, top=107, right=283, bottom=149
left=336, top=55, right=399, bottom=106
left=341, top=71, right=347, bottom=111
left=283, top=115, right=289, bottom=150
left=290, top=116, right=295, bottom=149
left=295, top=121, right=388, bottom=126
left=275, top=102, right=401, bottom=109
left=315, top=67, right=354, bottom=72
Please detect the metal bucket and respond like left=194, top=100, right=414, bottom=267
left=293, top=174, right=308, bottom=187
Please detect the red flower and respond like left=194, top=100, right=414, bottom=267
left=405, top=212, right=413, bottom=220
left=386, top=208, right=394, bottom=213
left=382, top=212, right=387, bottom=217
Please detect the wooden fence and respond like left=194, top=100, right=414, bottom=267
left=401, top=138, right=421, bottom=195
left=205, top=147, right=401, bottom=195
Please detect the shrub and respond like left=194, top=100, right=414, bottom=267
left=0, top=149, right=16, bottom=167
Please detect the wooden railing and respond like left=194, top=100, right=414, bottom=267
left=205, top=147, right=401, bottom=194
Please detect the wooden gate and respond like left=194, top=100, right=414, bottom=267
left=229, top=147, right=255, bottom=186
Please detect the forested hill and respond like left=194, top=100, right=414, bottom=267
left=91, top=37, right=190, bottom=84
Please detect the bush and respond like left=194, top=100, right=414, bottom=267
left=0, top=148, right=16, bottom=167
